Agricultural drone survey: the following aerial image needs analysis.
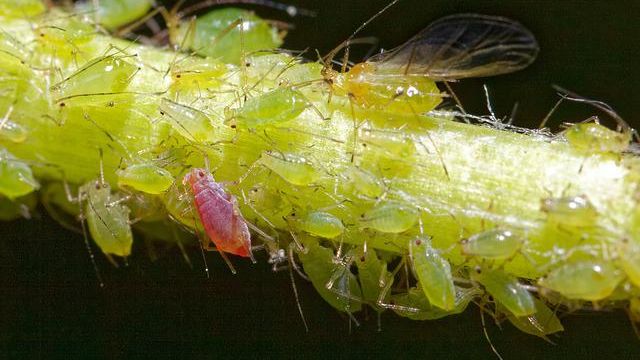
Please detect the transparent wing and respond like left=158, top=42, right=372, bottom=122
left=367, top=14, right=539, bottom=80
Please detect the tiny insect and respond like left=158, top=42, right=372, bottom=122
left=341, top=165, right=385, bottom=200
left=76, top=0, right=154, bottom=30
left=360, top=200, right=419, bottom=233
left=116, top=163, right=175, bottom=195
left=295, top=211, right=345, bottom=240
left=159, top=98, right=217, bottom=143
left=224, top=87, right=309, bottom=129
left=409, top=237, right=456, bottom=311
left=538, top=260, right=624, bottom=301
left=247, top=150, right=322, bottom=187
left=183, top=168, right=253, bottom=259
left=461, top=228, right=523, bottom=260
left=540, top=194, right=598, bottom=228
left=0, top=107, right=28, bottom=143
left=564, top=121, right=631, bottom=154
left=354, top=247, right=392, bottom=315
left=390, top=285, right=481, bottom=321
left=0, top=0, right=44, bottom=17
left=324, top=13, right=538, bottom=115
left=502, top=297, right=564, bottom=342
left=471, top=266, right=536, bottom=317
left=0, top=148, right=40, bottom=200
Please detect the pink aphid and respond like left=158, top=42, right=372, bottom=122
left=183, top=168, right=251, bottom=258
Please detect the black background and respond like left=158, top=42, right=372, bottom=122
left=2, top=1, right=640, bottom=359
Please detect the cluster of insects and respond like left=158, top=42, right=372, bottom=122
left=1, top=0, right=639, bottom=351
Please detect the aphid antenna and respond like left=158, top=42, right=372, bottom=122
left=180, top=181, right=214, bottom=278
left=77, top=191, right=106, bottom=288
left=288, top=243, right=309, bottom=281
left=286, top=247, right=310, bottom=332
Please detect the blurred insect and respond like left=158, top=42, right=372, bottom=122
left=323, top=13, right=539, bottom=115
left=501, top=297, right=564, bottom=342
left=183, top=168, right=256, bottom=273
left=564, top=120, right=631, bottom=154
left=540, top=194, right=598, bottom=228
left=0, top=106, right=28, bottom=143
left=538, top=260, right=624, bottom=301
left=76, top=0, right=154, bottom=30
left=470, top=266, right=536, bottom=317
left=390, top=285, right=481, bottom=321
left=0, top=148, right=40, bottom=199
left=618, top=240, right=640, bottom=288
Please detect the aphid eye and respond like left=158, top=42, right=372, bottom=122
left=175, top=74, right=181, bottom=78
left=474, top=266, right=482, bottom=274
left=197, top=170, right=206, bottom=178
left=360, top=256, right=366, bottom=262
left=415, top=239, right=422, bottom=246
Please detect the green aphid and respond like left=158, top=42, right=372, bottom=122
left=354, top=248, right=392, bottom=312
left=0, top=149, right=39, bottom=199
left=0, top=118, right=27, bottom=143
left=77, top=0, right=154, bottom=30
left=170, top=58, right=227, bottom=93
left=159, top=98, right=216, bottom=143
left=409, top=238, right=456, bottom=311
left=540, top=194, right=598, bottom=227
left=391, top=286, right=480, bottom=321
left=82, top=180, right=133, bottom=257
left=461, top=229, right=523, bottom=260
left=359, top=128, right=416, bottom=158
left=342, top=165, right=384, bottom=199
left=162, top=181, right=202, bottom=229
left=116, top=163, right=175, bottom=195
left=471, top=267, right=535, bottom=317
left=504, top=297, right=564, bottom=341
left=297, top=239, right=362, bottom=313
left=225, top=88, right=308, bottom=129
left=176, top=8, right=283, bottom=64
left=539, top=261, right=624, bottom=301
left=360, top=201, right=418, bottom=233
left=298, top=211, right=344, bottom=239
left=258, top=151, right=321, bottom=186
left=564, top=122, right=630, bottom=154
left=53, top=54, right=138, bottom=98
left=619, top=243, right=640, bottom=288
left=0, top=0, right=45, bottom=17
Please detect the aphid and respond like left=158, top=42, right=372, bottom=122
left=170, top=7, right=283, bottom=64
left=81, top=179, right=134, bottom=257
left=296, top=239, right=363, bottom=314
left=253, top=151, right=322, bottom=186
left=540, top=194, right=598, bottom=228
left=354, top=248, right=392, bottom=314
left=619, top=241, right=640, bottom=288
left=461, top=229, right=523, bottom=260
left=225, top=87, right=309, bottom=129
left=409, top=238, right=456, bottom=310
left=504, top=297, right=564, bottom=341
left=360, top=201, right=419, bottom=233
left=324, top=14, right=538, bottom=115
left=116, top=163, right=175, bottom=195
left=296, top=211, right=345, bottom=239
left=169, top=58, right=228, bottom=94
left=539, top=261, right=624, bottom=301
left=564, top=121, right=631, bottom=154
left=52, top=53, right=139, bottom=99
left=0, top=0, right=45, bottom=17
left=359, top=128, right=416, bottom=158
left=183, top=168, right=253, bottom=259
left=341, top=165, right=385, bottom=200
left=76, top=0, right=154, bottom=30
left=471, top=267, right=536, bottom=317
left=0, top=107, right=28, bottom=143
left=0, top=192, right=37, bottom=221
left=390, top=285, right=481, bottom=321
left=0, top=149, right=39, bottom=199
left=159, top=98, right=217, bottom=143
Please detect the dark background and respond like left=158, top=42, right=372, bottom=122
left=2, top=1, right=640, bottom=359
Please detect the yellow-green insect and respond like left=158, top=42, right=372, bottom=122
left=341, top=165, right=385, bottom=200
left=471, top=267, right=535, bottom=317
left=0, top=114, right=27, bottom=143
left=540, top=194, right=598, bottom=227
left=295, top=211, right=345, bottom=239
left=409, top=237, right=456, bottom=310
left=564, top=121, right=631, bottom=154
left=253, top=151, right=322, bottom=186
left=0, top=148, right=39, bottom=199
left=539, top=261, right=624, bottom=301
left=360, top=201, right=419, bottom=233
left=461, top=229, right=523, bottom=260
left=76, top=0, right=154, bottom=30
left=390, top=285, right=481, bottom=321
left=503, top=297, right=564, bottom=342
left=225, top=88, right=309, bottom=129
left=116, top=163, right=175, bottom=195
left=354, top=248, right=392, bottom=314
left=159, top=98, right=216, bottom=143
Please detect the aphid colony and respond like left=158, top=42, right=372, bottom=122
left=1, top=0, right=639, bottom=339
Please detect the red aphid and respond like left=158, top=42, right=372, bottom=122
left=183, top=168, right=251, bottom=258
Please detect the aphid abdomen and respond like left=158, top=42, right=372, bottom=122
left=84, top=183, right=133, bottom=257
left=258, top=151, right=321, bottom=186
left=0, top=149, right=39, bottom=199
left=360, top=201, right=418, bottom=233
left=116, top=163, right=175, bottom=195
left=472, top=268, right=535, bottom=317
left=539, top=261, right=624, bottom=301
left=159, top=99, right=216, bottom=143
left=461, top=229, right=522, bottom=260
left=0, top=119, right=28, bottom=143
left=541, top=195, right=598, bottom=228
left=505, top=297, right=564, bottom=340
left=410, top=238, right=456, bottom=311
left=299, top=211, right=344, bottom=239
left=565, top=122, right=630, bottom=154
left=229, top=88, right=308, bottom=129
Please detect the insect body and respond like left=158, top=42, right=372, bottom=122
left=461, top=229, right=523, bottom=260
left=540, top=195, right=598, bottom=227
left=564, top=122, right=631, bottom=154
left=409, top=238, right=456, bottom=310
left=297, top=211, right=345, bottom=239
left=183, top=168, right=252, bottom=258
left=539, top=261, right=623, bottom=301
left=116, top=163, right=175, bottom=195
left=390, top=285, right=480, bottom=321
left=360, top=201, right=419, bottom=233
left=325, top=14, right=538, bottom=115
left=471, top=267, right=535, bottom=317
left=503, top=297, right=564, bottom=341
left=225, top=88, right=309, bottom=129
left=0, top=148, right=39, bottom=199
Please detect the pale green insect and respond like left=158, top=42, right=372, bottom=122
left=359, top=128, right=416, bottom=158
left=539, top=261, right=624, bottom=301
left=354, top=248, right=392, bottom=312
left=564, top=122, right=630, bottom=154
left=257, top=151, right=321, bottom=186
left=540, top=194, right=598, bottom=227
left=81, top=180, right=133, bottom=257
left=341, top=165, right=385, bottom=199
left=504, top=297, right=564, bottom=341
left=296, top=211, right=344, bottom=239
left=173, top=8, right=283, bottom=64
left=409, top=238, right=456, bottom=310
left=461, top=229, right=523, bottom=260
left=471, top=267, right=535, bottom=317
left=390, top=286, right=481, bottom=321
left=297, top=239, right=363, bottom=313
left=116, top=163, right=175, bottom=195
left=52, top=54, right=139, bottom=99
left=360, top=201, right=419, bottom=233
left=77, top=0, right=154, bottom=30
left=159, top=98, right=216, bottom=143
left=0, top=0, right=45, bottom=17
left=0, top=149, right=39, bottom=199
left=170, top=58, right=228, bottom=93
left=225, top=88, right=309, bottom=129
left=0, top=118, right=27, bottom=143
left=619, top=242, right=640, bottom=288
left=162, top=180, right=202, bottom=229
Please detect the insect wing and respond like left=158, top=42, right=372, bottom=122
left=368, top=14, right=539, bottom=79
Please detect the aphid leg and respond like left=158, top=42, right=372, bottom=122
left=172, top=223, right=193, bottom=269
left=215, top=249, right=238, bottom=275
left=376, top=258, right=421, bottom=313
left=288, top=243, right=310, bottom=281
left=288, top=251, right=310, bottom=332
left=479, top=301, right=504, bottom=360
left=76, top=186, right=105, bottom=288
left=182, top=182, right=211, bottom=279
left=442, top=81, right=468, bottom=121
